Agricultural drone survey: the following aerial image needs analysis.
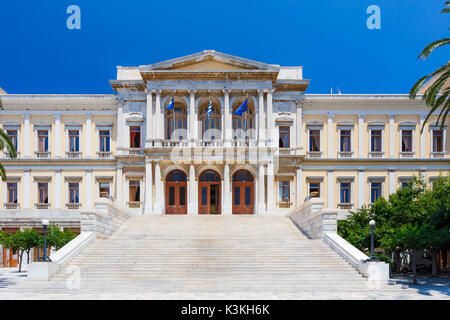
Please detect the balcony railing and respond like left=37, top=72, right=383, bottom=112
left=197, top=140, right=223, bottom=147
left=35, top=203, right=50, bottom=209
left=430, top=151, right=445, bottom=158
left=127, top=201, right=142, bottom=209
left=338, top=203, right=353, bottom=210
left=338, top=151, right=353, bottom=158
left=66, top=203, right=82, bottom=210
left=124, top=148, right=144, bottom=156
left=307, top=151, right=322, bottom=158
left=97, top=151, right=112, bottom=158
left=277, top=201, right=293, bottom=209
left=162, top=140, right=189, bottom=147
left=66, top=151, right=82, bottom=159
left=279, top=148, right=295, bottom=155
left=399, top=151, right=414, bottom=158
left=35, top=151, right=51, bottom=158
left=369, top=151, right=384, bottom=158
left=4, top=152, right=20, bottom=159
left=4, top=203, right=20, bottom=210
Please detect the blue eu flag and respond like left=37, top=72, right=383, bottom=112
left=233, top=98, right=248, bottom=117
left=166, top=97, right=174, bottom=110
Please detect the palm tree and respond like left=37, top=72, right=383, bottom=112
left=0, top=97, right=17, bottom=180
left=409, top=1, right=450, bottom=132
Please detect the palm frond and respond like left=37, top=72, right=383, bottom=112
left=418, top=38, right=450, bottom=59
left=0, top=164, right=7, bottom=181
left=0, top=129, right=17, bottom=158
left=409, top=63, right=450, bottom=99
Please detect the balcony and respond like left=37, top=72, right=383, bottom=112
left=307, top=151, right=322, bottom=158
left=338, top=151, right=353, bottom=158
left=127, top=201, right=142, bottom=209
left=97, top=151, right=112, bottom=159
left=4, top=151, right=20, bottom=159
left=4, top=203, right=20, bottom=210
left=162, top=140, right=189, bottom=147
left=338, top=203, right=353, bottom=210
left=66, top=203, right=82, bottom=210
left=35, top=151, right=51, bottom=158
left=399, top=152, right=414, bottom=158
left=35, top=203, right=50, bottom=209
left=197, top=140, right=223, bottom=147
left=124, top=148, right=144, bottom=156
left=430, top=152, right=445, bottom=158
left=369, top=151, right=384, bottom=158
left=277, top=201, right=293, bottom=209
left=279, top=148, right=295, bottom=155
left=66, top=151, right=82, bottom=159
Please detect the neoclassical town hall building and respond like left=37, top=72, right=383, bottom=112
left=0, top=51, right=449, bottom=266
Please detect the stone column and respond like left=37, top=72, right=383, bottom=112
left=420, top=114, right=426, bottom=158
left=189, top=90, right=196, bottom=141
left=116, top=164, right=123, bottom=208
left=327, top=113, right=334, bottom=158
left=117, top=98, right=124, bottom=155
left=222, top=164, right=231, bottom=215
left=296, top=102, right=303, bottom=154
left=85, top=113, right=92, bottom=158
left=257, top=164, right=265, bottom=214
left=327, top=169, right=334, bottom=209
left=154, top=90, right=162, bottom=146
left=85, top=170, right=92, bottom=210
left=266, top=89, right=274, bottom=147
left=24, top=114, right=31, bottom=158
left=258, top=89, right=265, bottom=147
left=267, top=162, right=275, bottom=213
left=358, top=114, right=364, bottom=158
left=24, top=169, right=31, bottom=209
left=389, top=114, right=395, bottom=158
left=296, top=167, right=302, bottom=207
left=54, top=114, right=61, bottom=158
left=144, top=159, right=153, bottom=214
left=145, top=89, right=153, bottom=148
left=223, top=89, right=232, bottom=146
left=154, top=162, right=162, bottom=214
left=55, top=170, right=61, bottom=209
left=389, top=170, right=396, bottom=195
left=358, top=170, right=365, bottom=208
left=188, top=164, right=197, bottom=215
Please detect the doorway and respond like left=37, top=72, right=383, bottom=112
left=232, top=170, right=254, bottom=214
left=165, top=170, right=187, bottom=214
left=198, top=170, right=221, bottom=215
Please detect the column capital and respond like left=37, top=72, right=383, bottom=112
left=145, top=158, right=153, bottom=164
left=145, top=87, right=154, bottom=95
left=24, top=113, right=30, bottom=120
left=389, top=114, right=395, bottom=120
left=188, top=88, right=197, bottom=95
left=327, top=113, right=334, bottom=120
left=222, top=88, right=231, bottom=95
left=359, top=114, right=365, bottom=120
left=54, top=113, right=61, bottom=120
left=264, top=88, right=275, bottom=94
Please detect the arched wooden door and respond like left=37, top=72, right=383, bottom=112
left=165, top=170, right=187, bottom=214
left=232, top=170, right=254, bottom=214
left=198, top=170, right=221, bottom=215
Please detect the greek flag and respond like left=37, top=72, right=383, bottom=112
left=207, top=100, right=213, bottom=119
left=233, top=98, right=248, bottom=117
left=165, top=97, right=174, bottom=110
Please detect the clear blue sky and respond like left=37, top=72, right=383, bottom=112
left=0, top=0, right=448, bottom=94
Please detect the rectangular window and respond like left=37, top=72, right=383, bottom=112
left=234, top=186, right=240, bottom=205
left=99, top=183, right=110, bottom=198
left=432, top=130, right=443, bottom=152
left=340, top=183, right=351, bottom=203
left=370, top=130, right=382, bottom=152
left=279, top=126, right=290, bottom=148
left=7, top=130, right=18, bottom=150
left=340, top=130, right=351, bottom=152
left=129, top=180, right=140, bottom=201
left=130, top=126, right=141, bottom=148
left=245, top=186, right=251, bottom=205
left=7, top=183, right=18, bottom=203
left=371, top=182, right=381, bottom=203
left=202, top=187, right=208, bottom=205
left=69, top=183, right=79, bottom=203
left=69, top=130, right=80, bottom=152
left=401, top=130, right=413, bottom=152
left=279, top=181, right=290, bottom=202
left=38, top=183, right=48, bottom=203
left=179, top=186, right=186, bottom=206
left=309, top=130, right=320, bottom=151
left=309, top=183, right=320, bottom=198
left=168, top=186, right=175, bottom=205
left=38, top=130, right=49, bottom=152
left=99, top=130, right=111, bottom=152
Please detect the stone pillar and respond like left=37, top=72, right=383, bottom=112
left=116, top=164, right=123, bottom=208
left=358, top=114, right=364, bottom=158
left=189, top=90, right=196, bottom=141
left=420, top=114, right=426, bottom=158
left=222, top=164, right=231, bottom=215
left=85, top=170, right=92, bottom=210
left=267, top=162, right=275, bottom=213
left=188, top=164, right=197, bottom=215
left=85, top=113, right=92, bottom=158
left=389, top=114, right=395, bottom=158
left=154, top=162, right=162, bottom=214
left=258, top=89, right=265, bottom=147
left=296, top=102, right=303, bottom=154
left=117, top=98, right=124, bottom=155
left=223, top=89, right=232, bottom=145
left=24, top=169, right=31, bottom=209
left=358, top=170, right=365, bottom=208
left=54, top=114, right=61, bottom=158
left=24, top=114, right=31, bottom=158
left=327, top=169, right=334, bottom=209
left=145, top=89, right=153, bottom=147
left=389, top=170, right=395, bottom=195
left=296, top=167, right=302, bottom=207
left=154, top=90, right=162, bottom=146
left=144, top=159, right=153, bottom=214
left=327, top=113, right=334, bottom=158
left=266, top=89, right=274, bottom=147
left=257, top=164, right=265, bottom=214
left=55, top=170, right=61, bottom=209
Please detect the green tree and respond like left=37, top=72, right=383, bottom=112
left=410, top=1, right=450, bottom=132
left=41, top=225, right=76, bottom=251
left=0, top=97, right=17, bottom=180
left=12, top=229, right=41, bottom=272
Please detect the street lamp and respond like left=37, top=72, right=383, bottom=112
left=369, top=219, right=376, bottom=261
left=40, top=219, right=52, bottom=262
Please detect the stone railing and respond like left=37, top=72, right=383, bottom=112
left=80, top=198, right=132, bottom=239
left=288, top=198, right=337, bottom=239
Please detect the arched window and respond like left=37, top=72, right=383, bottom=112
left=166, top=170, right=187, bottom=182
left=165, top=103, right=187, bottom=140
left=199, top=100, right=221, bottom=140
left=232, top=170, right=254, bottom=182
left=232, top=98, right=255, bottom=140
left=199, top=170, right=221, bottom=182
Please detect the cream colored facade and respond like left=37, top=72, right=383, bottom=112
left=0, top=50, right=449, bottom=230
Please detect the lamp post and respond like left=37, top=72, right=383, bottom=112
left=369, top=219, right=376, bottom=261
left=40, top=219, right=52, bottom=262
